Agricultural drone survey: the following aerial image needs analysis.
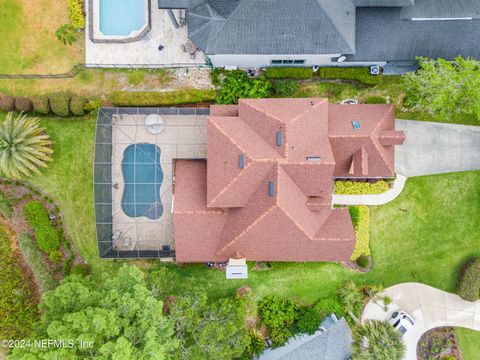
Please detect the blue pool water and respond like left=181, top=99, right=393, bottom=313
left=121, top=144, right=164, bottom=220
left=100, top=0, right=146, bottom=36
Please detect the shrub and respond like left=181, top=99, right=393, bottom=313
left=0, top=191, right=14, bottom=218
left=62, top=253, right=74, bottom=274
left=49, top=93, right=71, bottom=116
left=108, top=89, right=217, bottom=107
left=356, top=255, right=370, bottom=269
left=48, top=249, right=63, bottom=263
left=313, top=296, right=345, bottom=319
left=84, top=97, right=103, bottom=113
left=55, top=24, right=78, bottom=45
left=296, top=306, right=321, bottom=335
left=456, top=258, right=480, bottom=301
left=217, top=71, right=272, bottom=104
left=349, top=206, right=370, bottom=260
left=67, top=0, right=85, bottom=29
left=17, top=232, right=57, bottom=292
left=15, top=97, right=33, bottom=112
left=266, top=67, right=313, bottom=79
left=365, top=96, right=387, bottom=104
left=318, top=67, right=381, bottom=85
left=246, top=330, right=265, bottom=355
left=258, top=295, right=297, bottom=345
left=70, top=263, right=92, bottom=277
left=23, top=201, right=60, bottom=255
left=273, top=80, right=299, bottom=97
left=348, top=206, right=361, bottom=227
left=69, top=96, right=86, bottom=116
left=0, top=95, right=16, bottom=111
left=31, top=96, right=51, bottom=115
left=334, top=180, right=389, bottom=195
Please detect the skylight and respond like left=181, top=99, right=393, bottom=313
left=239, top=154, right=245, bottom=169
left=351, top=120, right=360, bottom=130
left=276, top=131, right=283, bottom=146
left=306, top=157, right=321, bottom=162
left=268, top=181, right=275, bottom=197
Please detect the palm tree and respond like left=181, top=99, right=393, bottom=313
left=0, top=112, right=53, bottom=179
left=337, top=281, right=363, bottom=324
left=352, top=320, right=405, bottom=360
left=55, top=24, right=78, bottom=45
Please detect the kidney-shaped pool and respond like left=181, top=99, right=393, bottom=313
left=121, top=143, right=164, bottom=220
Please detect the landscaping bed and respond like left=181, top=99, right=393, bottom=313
left=417, top=327, right=463, bottom=360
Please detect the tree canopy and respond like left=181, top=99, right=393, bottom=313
left=10, top=265, right=178, bottom=360
left=402, top=56, right=480, bottom=122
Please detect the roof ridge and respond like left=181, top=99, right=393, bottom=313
left=216, top=205, right=277, bottom=255
left=289, top=98, right=327, bottom=123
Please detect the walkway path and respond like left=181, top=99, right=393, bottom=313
left=362, top=282, right=480, bottom=360
left=395, top=120, right=480, bottom=177
left=332, top=174, right=407, bottom=206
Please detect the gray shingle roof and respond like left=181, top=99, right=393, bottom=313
left=188, top=0, right=356, bottom=55
left=258, top=317, right=352, bottom=360
left=400, top=0, right=480, bottom=19
left=349, top=7, right=480, bottom=61
left=354, top=0, right=413, bottom=6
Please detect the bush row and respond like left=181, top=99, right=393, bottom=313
left=68, top=0, right=85, bottom=29
left=318, top=67, right=381, bottom=85
left=457, top=258, right=480, bottom=301
left=334, top=180, right=390, bottom=195
left=108, top=89, right=217, bottom=107
left=0, top=93, right=88, bottom=117
left=23, top=201, right=60, bottom=255
left=17, top=232, right=58, bottom=292
left=349, top=206, right=370, bottom=260
left=265, top=67, right=313, bottom=79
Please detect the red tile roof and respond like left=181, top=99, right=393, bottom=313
left=174, top=99, right=404, bottom=263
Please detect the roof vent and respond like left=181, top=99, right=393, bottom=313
left=276, top=131, right=283, bottom=146
left=307, top=156, right=321, bottom=162
left=239, top=154, right=245, bottom=169
left=268, top=181, right=275, bottom=197
left=351, top=120, right=361, bottom=129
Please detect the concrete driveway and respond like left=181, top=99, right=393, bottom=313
left=395, top=120, right=480, bottom=177
left=362, top=283, right=480, bottom=360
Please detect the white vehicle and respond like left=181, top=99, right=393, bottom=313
left=390, top=311, right=414, bottom=335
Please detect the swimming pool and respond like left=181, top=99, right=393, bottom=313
left=121, top=144, right=164, bottom=220
left=99, top=0, right=148, bottom=36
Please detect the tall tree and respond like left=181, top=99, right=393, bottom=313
left=169, top=290, right=249, bottom=360
left=10, top=265, right=178, bottom=360
left=402, top=56, right=480, bottom=122
left=352, top=320, right=405, bottom=360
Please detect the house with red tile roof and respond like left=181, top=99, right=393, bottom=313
left=173, top=98, right=404, bottom=263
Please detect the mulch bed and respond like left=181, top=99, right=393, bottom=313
left=417, top=327, right=463, bottom=360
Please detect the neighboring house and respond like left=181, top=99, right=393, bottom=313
left=258, top=315, right=352, bottom=360
left=158, top=0, right=480, bottom=68
left=173, top=98, right=404, bottom=263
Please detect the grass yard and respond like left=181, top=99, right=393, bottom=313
left=0, top=0, right=83, bottom=74
left=26, top=115, right=480, bottom=304
left=456, top=328, right=480, bottom=359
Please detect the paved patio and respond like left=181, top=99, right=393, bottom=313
left=86, top=0, right=205, bottom=66
left=111, top=113, right=206, bottom=251
left=362, top=282, right=480, bottom=360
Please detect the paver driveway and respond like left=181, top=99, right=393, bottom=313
left=362, top=282, right=480, bottom=360
left=395, top=120, right=480, bottom=177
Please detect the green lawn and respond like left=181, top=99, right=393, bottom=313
left=456, top=327, right=480, bottom=360
left=26, top=115, right=480, bottom=304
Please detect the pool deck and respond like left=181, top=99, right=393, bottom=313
left=86, top=0, right=205, bottom=66
left=111, top=114, right=206, bottom=251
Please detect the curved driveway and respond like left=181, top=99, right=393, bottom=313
left=362, top=282, right=480, bottom=360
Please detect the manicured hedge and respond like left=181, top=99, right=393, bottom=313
left=365, top=96, right=387, bottom=104
left=49, top=93, right=71, bottom=116
left=266, top=67, right=313, bottom=79
left=17, top=232, right=57, bottom=292
left=457, top=258, right=480, bottom=301
left=69, top=96, right=86, bottom=116
left=318, top=67, right=381, bottom=85
left=0, top=95, right=16, bottom=111
left=68, top=0, right=85, bottom=29
left=349, top=206, right=370, bottom=260
left=15, top=97, right=33, bottom=112
left=108, top=89, right=217, bottom=107
left=31, top=96, right=51, bottom=115
left=23, top=201, right=60, bottom=255
left=334, top=180, right=390, bottom=195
